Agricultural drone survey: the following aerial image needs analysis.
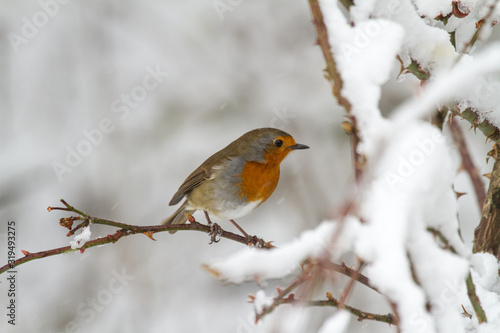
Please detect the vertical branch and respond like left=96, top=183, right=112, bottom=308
left=466, top=273, right=488, bottom=323
left=449, top=117, right=486, bottom=209
left=474, top=144, right=500, bottom=258
left=308, top=0, right=364, bottom=181
left=308, top=0, right=351, bottom=113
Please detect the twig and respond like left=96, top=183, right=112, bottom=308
left=0, top=199, right=271, bottom=275
left=449, top=117, right=486, bottom=209
left=319, top=261, right=376, bottom=292
left=254, top=259, right=388, bottom=324
left=338, top=259, right=365, bottom=307
left=257, top=291, right=396, bottom=325
left=427, top=227, right=488, bottom=323
left=254, top=267, right=313, bottom=322
left=427, top=227, right=459, bottom=254
left=466, top=273, right=488, bottom=323
left=301, top=296, right=395, bottom=324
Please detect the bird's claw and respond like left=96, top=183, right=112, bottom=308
left=209, top=223, right=223, bottom=244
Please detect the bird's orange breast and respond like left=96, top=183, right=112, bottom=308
left=238, top=157, right=281, bottom=203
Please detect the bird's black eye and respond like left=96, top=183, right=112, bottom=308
left=274, top=139, right=283, bottom=147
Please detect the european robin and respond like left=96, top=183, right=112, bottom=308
left=162, top=127, right=309, bottom=237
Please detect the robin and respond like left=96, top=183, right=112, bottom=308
left=162, top=127, right=309, bottom=239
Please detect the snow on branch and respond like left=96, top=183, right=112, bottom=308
left=240, top=0, right=500, bottom=332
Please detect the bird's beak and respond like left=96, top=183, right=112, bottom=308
left=289, top=143, right=310, bottom=150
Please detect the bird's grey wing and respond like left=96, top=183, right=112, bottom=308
left=169, top=166, right=211, bottom=206
left=169, top=142, right=238, bottom=206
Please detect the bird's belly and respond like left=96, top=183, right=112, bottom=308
left=210, top=199, right=261, bottom=220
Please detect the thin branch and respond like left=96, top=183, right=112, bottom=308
left=308, top=0, right=351, bottom=113
left=308, top=0, right=364, bottom=182
left=338, top=259, right=365, bottom=307
left=466, top=273, right=488, bottom=323
left=427, top=227, right=488, bottom=323
left=253, top=259, right=392, bottom=324
left=319, top=261, right=376, bottom=292
left=449, top=117, right=486, bottom=209
left=257, top=292, right=396, bottom=325
left=0, top=199, right=271, bottom=275
left=427, top=227, right=458, bottom=254
left=301, top=296, right=395, bottom=325
left=254, top=266, right=312, bottom=322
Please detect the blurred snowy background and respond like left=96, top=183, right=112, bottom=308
left=0, top=0, right=498, bottom=332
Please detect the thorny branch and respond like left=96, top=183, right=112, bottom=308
left=0, top=199, right=272, bottom=275
left=427, top=227, right=488, bottom=323
left=449, top=116, right=487, bottom=209
left=458, top=0, right=500, bottom=58
left=306, top=0, right=497, bottom=329
left=308, top=0, right=365, bottom=182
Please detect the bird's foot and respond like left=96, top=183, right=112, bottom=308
left=208, top=222, right=223, bottom=244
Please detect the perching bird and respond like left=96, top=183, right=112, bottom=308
left=162, top=128, right=309, bottom=238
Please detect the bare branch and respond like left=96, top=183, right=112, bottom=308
left=255, top=290, right=396, bottom=325
left=338, top=259, right=366, bottom=307
left=253, top=259, right=395, bottom=325
left=0, top=199, right=271, bottom=275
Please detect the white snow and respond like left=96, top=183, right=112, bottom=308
left=4, top=0, right=500, bottom=332
left=319, top=0, right=403, bottom=154
left=69, top=226, right=92, bottom=250
left=315, top=1, right=500, bottom=332
left=389, top=0, right=458, bottom=74
left=204, top=218, right=360, bottom=283
left=392, top=44, right=500, bottom=128
left=412, top=0, right=452, bottom=18
left=469, top=253, right=500, bottom=331
left=253, top=290, right=274, bottom=314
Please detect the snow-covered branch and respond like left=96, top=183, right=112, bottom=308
left=202, top=1, right=500, bottom=332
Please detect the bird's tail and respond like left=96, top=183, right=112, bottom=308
left=161, top=200, right=195, bottom=234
